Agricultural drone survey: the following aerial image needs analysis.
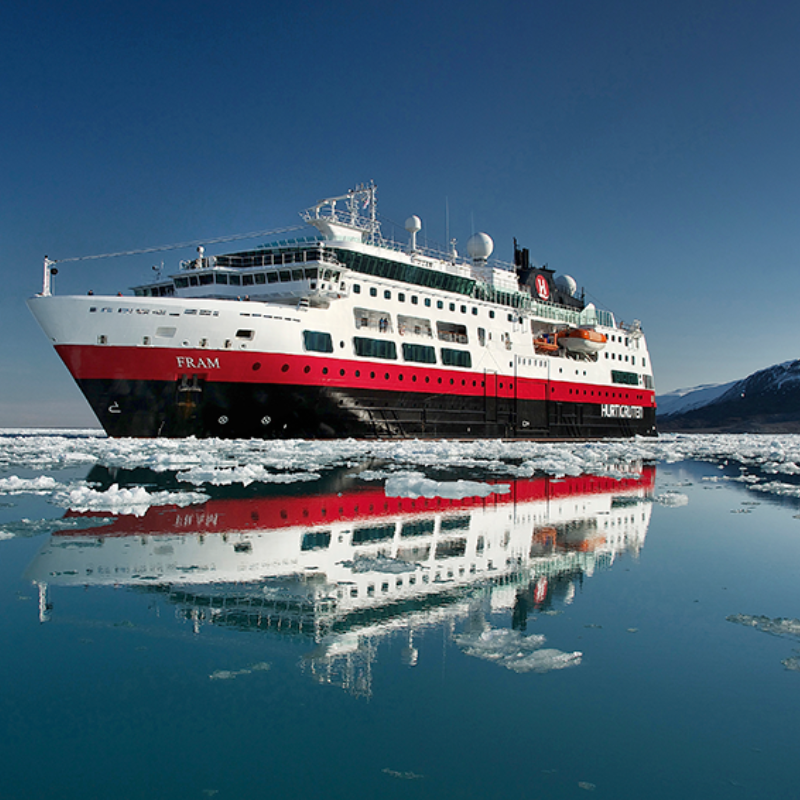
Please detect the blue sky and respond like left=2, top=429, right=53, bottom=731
left=2, top=0, right=799, bottom=427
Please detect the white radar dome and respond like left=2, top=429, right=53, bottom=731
left=405, top=215, right=422, bottom=233
left=467, top=232, right=494, bottom=261
left=555, top=274, right=578, bottom=297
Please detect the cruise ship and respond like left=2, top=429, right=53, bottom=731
left=27, top=183, right=657, bottom=439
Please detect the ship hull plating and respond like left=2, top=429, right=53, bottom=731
left=77, top=377, right=657, bottom=439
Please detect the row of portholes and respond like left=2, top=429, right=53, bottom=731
left=284, top=362, right=521, bottom=390
left=563, top=387, right=639, bottom=400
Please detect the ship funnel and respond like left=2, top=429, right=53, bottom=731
left=405, top=215, right=422, bottom=252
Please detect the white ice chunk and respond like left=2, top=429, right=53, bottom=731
left=385, top=472, right=510, bottom=499
left=53, top=483, right=209, bottom=517
left=454, top=628, right=582, bottom=673
left=653, top=492, right=689, bottom=506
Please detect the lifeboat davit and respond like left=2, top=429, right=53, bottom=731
left=558, top=327, right=607, bottom=354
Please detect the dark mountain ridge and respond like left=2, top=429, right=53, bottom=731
left=658, top=360, right=800, bottom=433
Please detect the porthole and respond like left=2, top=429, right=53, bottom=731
left=281, top=364, right=289, bottom=372
left=304, top=365, right=310, bottom=373
left=322, top=367, right=328, bottom=375
left=252, top=362, right=261, bottom=371
left=340, top=368, right=345, bottom=376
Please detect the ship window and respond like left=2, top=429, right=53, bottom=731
left=478, top=327, right=486, bottom=346
left=449, top=303, right=456, bottom=312
left=437, top=321, right=468, bottom=344
left=353, top=308, right=392, bottom=333
left=441, top=348, right=472, bottom=368
left=301, top=531, right=331, bottom=551
left=292, top=269, right=303, bottom=281
left=352, top=523, right=395, bottom=544
left=402, top=343, right=437, bottom=364
left=398, top=292, right=406, bottom=302
left=611, top=370, right=639, bottom=386
left=236, top=329, right=255, bottom=340
left=411, top=296, right=418, bottom=305
left=384, top=290, right=391, bottom=300
left=353, top=283, right=361, bottom=293
left=398, top=314, right=432, bottom=338
left=267, top=272, right=279, bottom=283
left=304, top=267, right=318, bottom=279
left=188, top=276, right=198, bottom=287
left=215, top=274, right=229, bottom=284
left=370, top=287, right=377, bottom=297
left=472, top=307, right=478, bottom=315
left=437, top=300, right=443, bottom=310
left=489, top=310, right=495, bottom=319
left=460, top=305, right=467, bottom=314
left=303, top=331, right=334, bottom=353
left=175, top=277, right=189, bottom=289
left=279, top=270, right=291, bottom=282
left=230, top=275, right=241, bottom=286
left=353, top=337, right=397, bottom=360
left=255, top=273, right=266, bottom=284
left=242, top=274, right=254, bottom=286
left=199, top=274, right=213, bottom=286
left=424, top=298, right=431, bottom=307
left=643, top=359, right=647, bottom=368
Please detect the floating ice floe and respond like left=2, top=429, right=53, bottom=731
left=0, top=475, right=60, bottom=495
left=177, top=464, right=320, bottom=486
left=652, top=492, right=689, bottom=507
left=385, top=472, right=510, bottom=499
left=454, top=628, right=582, bottom=673
left=727, top=614, right=800, bottom=638
left=340, top=555, right=419, bottom=574
left=52, top=483, right=209, bottom=517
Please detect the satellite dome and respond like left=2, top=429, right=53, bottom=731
left=467, top=232, right=494, bottom=261
left=555, top=274, right=578, bottom=297
left=405, top=215, right=422, bottom=233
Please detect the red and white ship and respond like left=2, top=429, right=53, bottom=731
left=27, top=183, right=657, bottom=439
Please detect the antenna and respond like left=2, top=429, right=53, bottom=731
left=445, top=196, right=450, bottom=255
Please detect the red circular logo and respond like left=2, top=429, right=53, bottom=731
left=535, top=274, right=550, bottom=300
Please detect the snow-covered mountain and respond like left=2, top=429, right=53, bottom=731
left=657, top=360, right=800, bottom=432
left=656, top=381, right=737, bottom=417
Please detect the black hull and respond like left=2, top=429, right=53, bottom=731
left=77, top=378, right=658, bottom=439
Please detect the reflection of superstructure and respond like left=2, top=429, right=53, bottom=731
left=26, top=467, right=654, bottom=695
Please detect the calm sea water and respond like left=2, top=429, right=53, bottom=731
left=2, top=434, right=800, bottom=799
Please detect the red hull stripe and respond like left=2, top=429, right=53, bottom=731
left=60, top=468, right=656, bottom=537
left=55, top=344, right=656, bottom=408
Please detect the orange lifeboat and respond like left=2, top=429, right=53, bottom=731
left=558, top=327, right=607, bottom=354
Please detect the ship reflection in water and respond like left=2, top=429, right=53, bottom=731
left=26, top=464, right=655, bottom=696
